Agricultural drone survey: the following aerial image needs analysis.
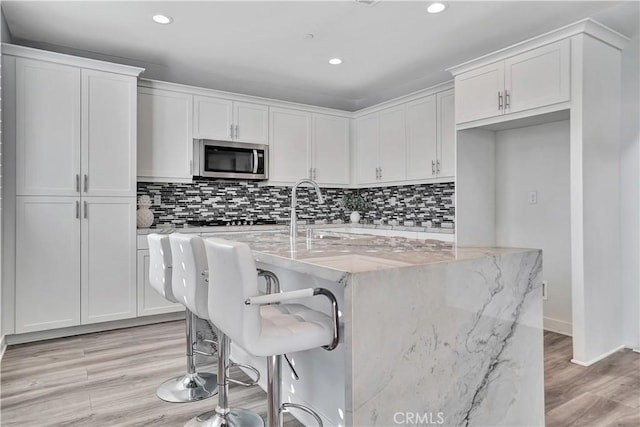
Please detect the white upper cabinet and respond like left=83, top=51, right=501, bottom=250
left=81, top=197, right=136, bottom=324
left=311, top=114, right=350, bottom=186
left=454, top=39, right=570, bottom=124
left=194, top=95, right=268, bottom=144
left=454, top=62, right=504, bottom=124
left=193, top=95, right=233, bottom=140
left=15, top=58, right=81, bottom=196
left=138, top=87, right=193, bottom=182
left=355, top=113, right=379, bottom=185
left=82, top=70, right=137, bottom=196
left=234, top=101, right=269, bottom=144
left=406, top=95, right=437, bottom=180
left=504, top=40, right=570, bottom=114
left=269, top=107, right=311, bottom=183
left=378, top=106, right=407, bottom=183
left=437, top=90, right=455, bottom=178
left=354, top=89, right=455, bottom=186
left=15, top=58, right=138, bottom=196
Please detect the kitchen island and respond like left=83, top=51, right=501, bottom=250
left=210, top=229, right=545, bottom=427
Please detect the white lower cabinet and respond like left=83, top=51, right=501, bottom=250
left=137, top=250, right=184, bottom=316
left=14, top=196, right=137, bottom=333
left=15, top=197, right=81, bottom=333
left=81, top=197, right=137, bottom=324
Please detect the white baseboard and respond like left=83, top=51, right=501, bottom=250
left=6, top=312, right=185, bottom=345
left=571, top=344, right=626, bottom=367
left=543, top=316, right=572, bottom=336
left=0, top=335, right=6, bottom=361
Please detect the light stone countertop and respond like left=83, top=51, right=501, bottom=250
left=207, top=229, right=536, bottom=279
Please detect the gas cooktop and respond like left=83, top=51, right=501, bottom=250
left=185, top=219, right=280, bottom=227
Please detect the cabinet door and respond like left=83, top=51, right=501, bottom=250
left=137, top=250, right=184, bottom=316
left=138, top=88, right=193, bottom=181
left=234, top=101, right=269, bottom=144
left=15, top=196, right=81, bottom=333
left=354, top=113, right=379, bottom=185
left=82, top=70, right=137, bottom=196
left=454, top=62, right=504, bottom=124
left=312, top=114, right=350, bottom=185
left=16, top=58, right=81, bottom=196
left=193, top=95, right=233, bottom=140
left=269, top=107, right=310, bottom=183
left=406, top=95, right=437, bottom=180
left=505, top=39, right=570, bottom=114
left=437, top=89, right=455, bottom=178
left=378, top=106, right=406, bottom=182
left=81, top=197, right=136, bottom=324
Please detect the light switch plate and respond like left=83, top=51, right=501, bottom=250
left=529, top=191, right=538, bottom=204
left=154, top=195, right=161, bottom=205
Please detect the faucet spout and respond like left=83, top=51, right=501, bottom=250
left=290, top=179, right=324, bottom=242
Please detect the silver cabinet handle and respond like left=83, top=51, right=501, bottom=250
left=76, top=174, right=80, bottom=192
left=498, top=91, right=503, bottom=110
left=505, top=90, right=510, bottom=109
left=235, top=125, right=239, bottom=140
left=75, top=201, right=80, bottom=219
left=83, top=201, right=88, bottom=219
left=83, top=174, right=88, bottom=192
left=230, top=124, right=234, bottom=139
left=432, top=160, right=436, bottom=175
left=313, top=168, right=317, bottom=180
left=436, top=160, right=441, bottom=173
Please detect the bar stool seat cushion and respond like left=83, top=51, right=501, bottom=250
left=257, top=304, right=334, bottom=356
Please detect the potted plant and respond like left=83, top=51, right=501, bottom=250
left=341, top=192, right=370, bottom=224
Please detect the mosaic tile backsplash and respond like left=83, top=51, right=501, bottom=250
left=137, top=179, right=455, bottom=229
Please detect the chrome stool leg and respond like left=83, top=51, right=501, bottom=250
left=267, top=354, right=323, bottom=427
left=157, top=310, right=218, bottom=403
left=185, top=332, right=264, bottom=427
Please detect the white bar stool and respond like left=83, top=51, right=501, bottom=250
left=202, top=238, right=340, bottom=427
left=147, top=234, right=218, bottom=403
left=171, top=234, right=262, bottom=427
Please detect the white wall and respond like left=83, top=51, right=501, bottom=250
left=620, top=35, right=639, bottom=350
left=495, top=121, right=572, bottom=335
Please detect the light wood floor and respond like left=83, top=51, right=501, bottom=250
left=544, top=332, right=639, bottom=427
left=1, top=322, right=638, bottom=426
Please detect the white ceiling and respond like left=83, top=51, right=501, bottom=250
left=2, top=1, right=639, bottom=111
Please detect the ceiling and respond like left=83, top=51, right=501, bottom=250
left=2, top=1, right=638, bottom=111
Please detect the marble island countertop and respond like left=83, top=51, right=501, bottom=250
left=209, top=229, right=536, bottom=280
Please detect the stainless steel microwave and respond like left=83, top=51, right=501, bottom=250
left=193, top=140, right=268, bottom=180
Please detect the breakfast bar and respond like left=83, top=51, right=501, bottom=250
left=213, top=229, right=545, bottom=427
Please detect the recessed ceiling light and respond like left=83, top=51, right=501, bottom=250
left=152, top=14, right=173, bottom=24
left=329, top=58, right=343, bottom=65
left=426, top=2, right=447, bottom=14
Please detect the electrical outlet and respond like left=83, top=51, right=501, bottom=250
left=542, top=280, right=548, bottom=300
left=529, top=191, right=538, bottom=204
left=154, top=195, right=161, bottom=206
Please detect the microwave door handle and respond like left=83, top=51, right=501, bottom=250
left=252, top=150, right=258, bottom=174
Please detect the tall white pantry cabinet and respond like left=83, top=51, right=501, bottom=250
left=2, top=45, right=143, bottom=334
